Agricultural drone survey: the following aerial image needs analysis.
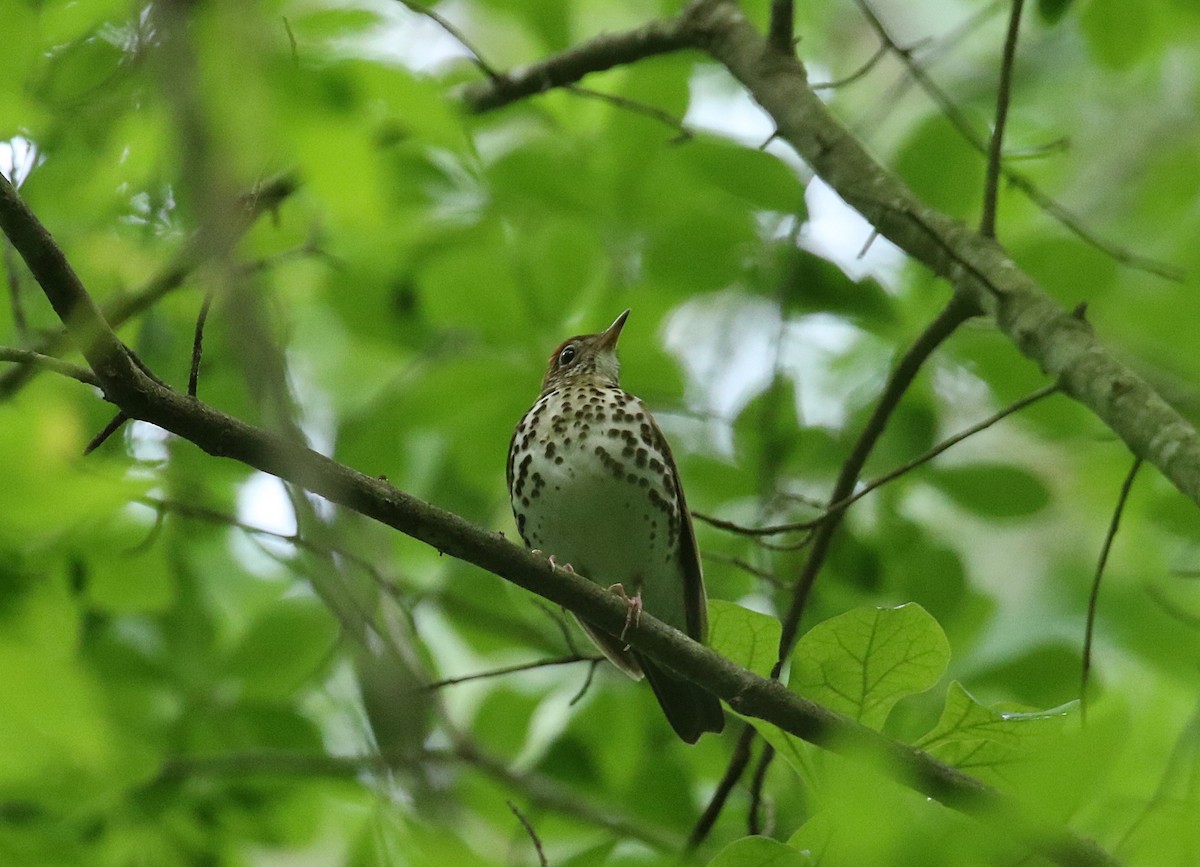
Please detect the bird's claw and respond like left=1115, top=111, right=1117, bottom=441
left=607, top=583, right=643, bottom=647
left=532, top=549, right=575, bottom=573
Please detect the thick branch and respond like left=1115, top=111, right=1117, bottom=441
left=681, top=0, right=1200, bottom=511
left=456, top=2, right=1200, bottom=512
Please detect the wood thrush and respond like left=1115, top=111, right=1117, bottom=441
left=507, top=310, right=724, bottom=742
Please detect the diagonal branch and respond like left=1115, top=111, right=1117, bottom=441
left=852, top=0, right=1182, bottom=281
left=681, top=0, right=1200, bottom=511
left=0, top=172, right=298, bottom=400
left=0, top=169, right=1121, bottom=867
left=460, top=19, right=696, bottom=113
left=457, top=2, right=1200, bottom=514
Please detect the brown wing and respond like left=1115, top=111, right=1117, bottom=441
left=642, top=404, right=709, bottom=643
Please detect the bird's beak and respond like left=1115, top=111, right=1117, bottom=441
left=598, top=309, right=630, bottom=351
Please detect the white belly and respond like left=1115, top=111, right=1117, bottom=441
left=510, top=385, right=686, bottom=624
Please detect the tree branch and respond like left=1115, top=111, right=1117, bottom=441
left=460, top=19, right=696, bottom=113
left=0, top=346, right=100, bottom=387
left=681, top=0, right=1200, bottom=512
left=1081, top=455, right=1142, bottom=721
left=455, top=3, right=1200, bottom=514
left=767, top=0, right=794, bottom=54
left=0, top=171, right=298, bottom=400
left=0, top=170, right=1121, bottom=867
left=852, top=0, right=1182, bottom=281
left=980, top=0, right=1026, bottom=238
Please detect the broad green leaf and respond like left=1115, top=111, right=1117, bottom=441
left=34, top=36, right=127, bottom=107
left=0, top=397, right=148, bottom=550
left=676, top=135, right=805, bottom=214
left=708, top=835, right=810, bottom=867
left=894, top=115, right=984, bottom=221
left=915, top=682, right=1071, bottom=785
left=754, top=724, right=818, bottom=785
left=0, top=639, right=118, bottom=799
left=222, top=597, right=339, bottom=699
left=777, top=248, right=896, bottom=327
left=707, top=600, right=782, bottom=678
left=927, top=463, right=1050, bottom=518
left=790, top=604, right=950, bottom=729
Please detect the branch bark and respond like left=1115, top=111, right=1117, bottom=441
left=462, top=0, right=1200, bottom=515
left=0, top=169, right=1120, bottom=867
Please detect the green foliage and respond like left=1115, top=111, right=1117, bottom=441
left=709, top=835, right=810, bottom=866
left=708, top=600, right=783, bottom=678
left=790, top=604, right=950, bottom=729
left=1, top=0, right=1199, bottom=864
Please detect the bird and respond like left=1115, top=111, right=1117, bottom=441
left=507, top=309, right=725, bottom=743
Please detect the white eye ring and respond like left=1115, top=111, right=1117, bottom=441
left=558, top=345, right=577, bottom=366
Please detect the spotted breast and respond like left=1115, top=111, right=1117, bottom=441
left=507, top=310, right=724, bottom=742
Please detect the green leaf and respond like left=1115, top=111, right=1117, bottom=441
left=707, top=600, right=782, bottom=678
left=708, top=835, right=810, bottom=867
left=753, top=724, right=818, bottom=784
left=1037, top=0, right=1075, bottom=24
left=676, top=135, right=805, bottom=213
left=790, top=604, right=950, bottom=729
left=894, top=114, right=984, bottom=221
left=927, top=463, right=1051, bottom=518
left=915, top=682, right=1071, bottom=785
left=284, top=7, right=382, bottom=41
left=35, top=36, right=127, bottom=106
left=1080, top=0, right=1164, bottom=69
left=222, top=597, right=339, bottom=699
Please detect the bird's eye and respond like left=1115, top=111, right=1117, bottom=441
left=558, top=345, right=577, bottom=367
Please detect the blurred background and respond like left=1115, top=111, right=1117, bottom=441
left=2, top=0, right=1200, bottom=863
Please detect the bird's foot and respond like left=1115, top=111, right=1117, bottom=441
left=532, top=549, right=576, bottom=573
left=607, top=583, right=643, bottom=646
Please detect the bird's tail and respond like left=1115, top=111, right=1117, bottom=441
left=637, top=653, right=725, bottom=743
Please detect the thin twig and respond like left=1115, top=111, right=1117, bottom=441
left=980, top=0, right=1026, bottom=238
left=565, top=85, right=694, bottom=141
left=159, top=744, right=676, bottom=850
left=84, top=412, right=130, bottom=455
left=534, top=598, right=585, bottom=656
left=507, top=801, right=549, bottom=867
left=1145, top=585, right=1200, bottom=629
left=188, top=290, right=214, bottom=397
left=0, top=173, right=299, bottom=401
left=424, top=654, right=601, bottom=691
left=747, top=742, right=774, bottom=834
left=1080, top=456, right=1142, bottom=721
left=687, top=723, right=757, bottom=849
left=852, top=0, right=1183, bottom=282
left=694, top=383, right=1061, bottom=538
left=737, top=293, right=980, bottom=822
left=567, top=657, right=601, bottom=706
left=703, top=551, right=787, bottom=590
left=4, top=243, right=28, bottom=339
left=391, top=0, right=502, bottom=80
left=0, top=346, right=100, bottom=386
left=812, top=42, right=889, bottom=90
left=779, top=293, right=977, bottom=656
left=282, top=16, right=299, bottom=65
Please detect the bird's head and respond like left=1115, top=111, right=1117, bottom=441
left=540, top=309, right=630, bottom=393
